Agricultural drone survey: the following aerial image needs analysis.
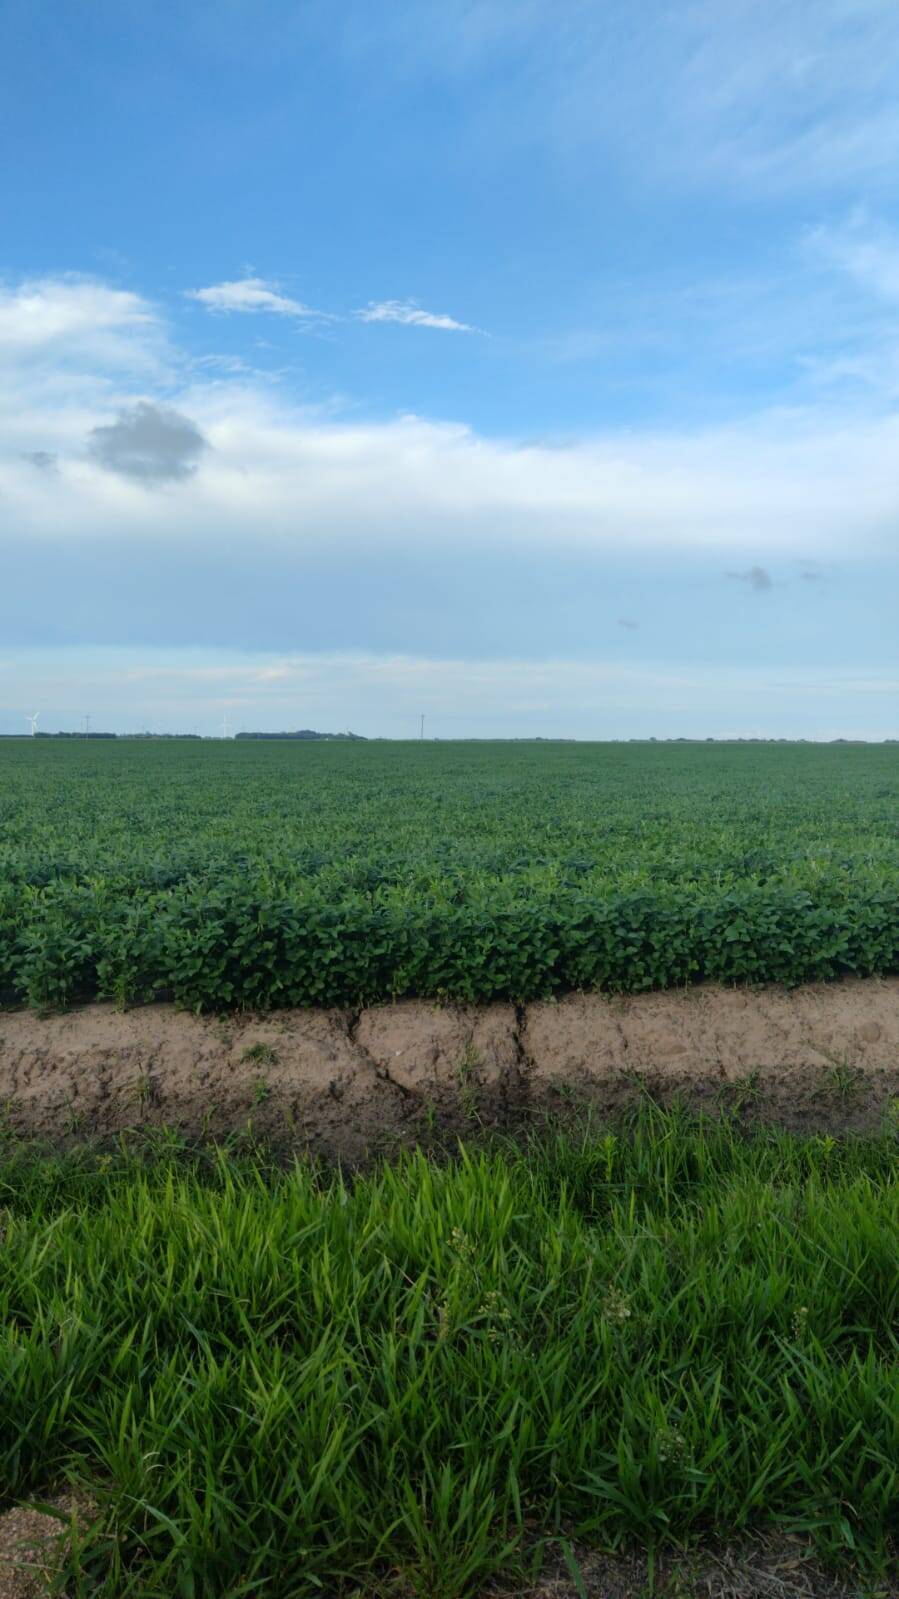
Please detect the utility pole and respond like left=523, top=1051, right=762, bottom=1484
left=420, top=714, right=425, bottom=741
left=83, top=714, right=91, bottom=738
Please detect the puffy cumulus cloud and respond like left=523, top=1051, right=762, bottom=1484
left=88, top=401, right=208, bottom=484
left=0, top=277, right=161, bottom=370
left=0, top=278, right=180, bottom=478
left=188, top=277, right=329, bottom=320
left=355, top=299, right=478, bottom=332
left=3, top=271, right=899, bottom=567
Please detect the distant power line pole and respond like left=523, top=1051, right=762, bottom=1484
left=83, top=714, right=91, bottom=738
left=420, top=714, right=425, bottom=741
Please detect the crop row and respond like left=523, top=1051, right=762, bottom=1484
left=2, top=739, right=897, bottom=1008
left=3, top=875, right=899, bottom=1008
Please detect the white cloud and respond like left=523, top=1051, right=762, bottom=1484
left=2, top=291, right=899, bottom=557
left=0, top=268, right=895, bottom=737
left=189, top=281, right=477, bottom=332
left=356, top=298, right=479, bottom=332
left=4, top=386, right=899, bottom=565
left=0, top=278, right=173, bottom=462
left=0, top=276, right=161, bottom=366
left=2, top=271, right=899, bottom=576
left=188, top=277, right=329, bottom=320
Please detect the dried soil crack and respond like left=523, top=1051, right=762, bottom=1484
left=1, top=978, right=898, bottom=1154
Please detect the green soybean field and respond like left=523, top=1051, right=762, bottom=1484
left=2, top=738, right=898, bottom=1010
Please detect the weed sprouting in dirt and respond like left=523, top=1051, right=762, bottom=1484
left=241, top=1041, right=279, bottom=1066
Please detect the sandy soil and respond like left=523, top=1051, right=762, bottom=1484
left=490, top=1534, right=892, bottom=1597
left=0, top=1496, right=94, bottom=1599
left=1, top=979, right=897, bottom=1153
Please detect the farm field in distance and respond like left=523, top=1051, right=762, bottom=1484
left=2, top=737, right=899, bottom=1010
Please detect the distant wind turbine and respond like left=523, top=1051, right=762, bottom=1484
left=26, top=713, right=39, bottom=737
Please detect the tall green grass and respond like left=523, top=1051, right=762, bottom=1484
left=1, top=1110, right=896, bottom=1596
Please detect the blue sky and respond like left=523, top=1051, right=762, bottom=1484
left=2, top=0, right=899, bottom=736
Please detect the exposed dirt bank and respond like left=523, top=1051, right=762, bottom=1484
left=2, top=979, right=898, bottom=1154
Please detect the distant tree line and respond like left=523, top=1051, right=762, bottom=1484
left=235, top=730, right=367, bottom=741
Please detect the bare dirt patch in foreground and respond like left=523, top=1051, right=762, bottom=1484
left=0, top=1511, right=886, bottom=1599
left=0, top=1496, right=94, bottom=1599
left=1, top=979, right=897, bottom=1154
left=489, top=1533, right=891, bottom=1597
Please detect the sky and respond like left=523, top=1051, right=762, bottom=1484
left=2, top=0, right=899, bottom=738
